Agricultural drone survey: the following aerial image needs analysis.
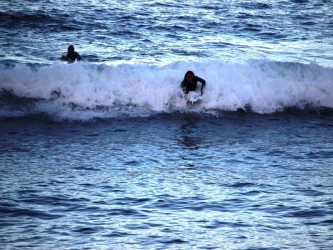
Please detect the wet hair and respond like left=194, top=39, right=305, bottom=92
left=183, top=70, right=194, bottom=81
left=68, top=45, right=75, bottom=52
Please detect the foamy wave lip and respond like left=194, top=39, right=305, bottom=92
left=0, top=60, right=333, bottom=120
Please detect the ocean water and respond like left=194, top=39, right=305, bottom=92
left=1, top=0, right=333, bottom=249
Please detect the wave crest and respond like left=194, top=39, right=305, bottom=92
left=1, top=60, right=332, bottom=120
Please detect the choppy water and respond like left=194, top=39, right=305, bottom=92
left=1, top=0, right=333, bottom=249
left=1, top=114, right=333, bottom=249
left=1, top=0, right=333, bottom=66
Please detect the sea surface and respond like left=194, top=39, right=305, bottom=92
left=1, top=0, right=333, bottom=249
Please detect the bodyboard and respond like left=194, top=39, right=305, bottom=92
left=186, top=91, right=203, bottom=105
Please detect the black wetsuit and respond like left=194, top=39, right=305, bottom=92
left=63, top=51, right=82, bottom=61
left=181, top=76, right=206, bottom=94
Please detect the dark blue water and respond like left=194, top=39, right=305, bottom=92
left=1, top=0, right=333, bottom=249
left=1, top=0, right=333, bottom=66
left=1, top=113, right=333, bottom=249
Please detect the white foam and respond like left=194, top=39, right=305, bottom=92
left=1, top=60, right=332, bottom=119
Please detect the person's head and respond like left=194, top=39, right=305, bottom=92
left=184, top=70, right=194, bottom=83
left=68, top=45, right=75, bottom=52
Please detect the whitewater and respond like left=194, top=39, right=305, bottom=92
left=1, top=1, right=333, bottom=250
left=1, top=0, right=333, bottom=121
left=1, top=60, right=333, bottom=120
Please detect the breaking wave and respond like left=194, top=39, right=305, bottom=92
left=1, top=60, right=332, bottom=121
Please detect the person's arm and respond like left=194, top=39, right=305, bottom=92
left=77, top=53, right=82, bottom=61
left=196, top=76, right=206, bottom=94
left=63, top=53, right=72, bottom=61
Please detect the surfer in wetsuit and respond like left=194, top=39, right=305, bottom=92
left=62, top=45, right=82, bottom=62
left=181, top=71, right=206, bottom=95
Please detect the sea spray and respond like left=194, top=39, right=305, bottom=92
left=1, top=60, right=332, bottom=120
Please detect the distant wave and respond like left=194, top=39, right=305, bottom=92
left=0, top=10, right=84, bottom=34
left=1, top=60, right=332, bottom=121
left=0, top=10, right=54, bottom=25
